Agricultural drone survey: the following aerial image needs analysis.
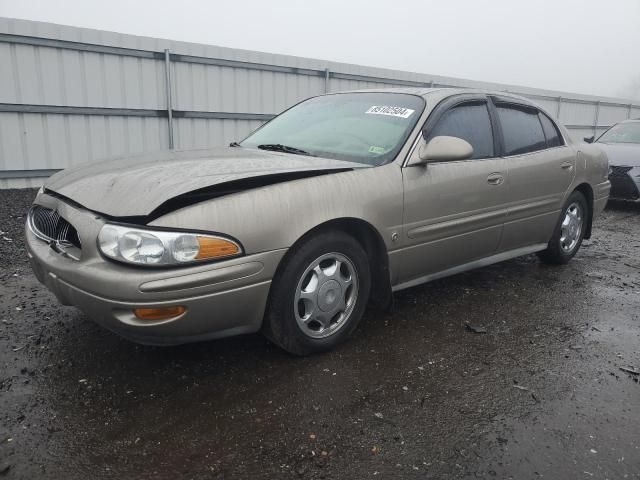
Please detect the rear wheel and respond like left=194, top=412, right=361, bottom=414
left=263, top=231, right=371, bottom=355
left=538, top=191, right=588, bottom=265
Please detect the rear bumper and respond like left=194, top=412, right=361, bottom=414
left=593, top=179, right=611, bottom=215
left=26, top=197, right=286, bottom=345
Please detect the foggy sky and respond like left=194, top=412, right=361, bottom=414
left=1, top=0, right=639, bottom=100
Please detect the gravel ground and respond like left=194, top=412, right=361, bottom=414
left=1, top=188, right=639, bottom=479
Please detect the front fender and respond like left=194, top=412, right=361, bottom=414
left=149, top=162, right=404, bottom=256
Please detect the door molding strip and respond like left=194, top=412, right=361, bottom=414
left=392, top=243, right=547, bottom=292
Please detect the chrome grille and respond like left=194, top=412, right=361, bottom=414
left=28, top=205, right=82, bottom=249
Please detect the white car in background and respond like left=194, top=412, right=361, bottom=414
left=586, top=119, right=640, bottom=201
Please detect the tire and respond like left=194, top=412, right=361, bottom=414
left=537, top=190, right=588, bottom=265
left=262, top=230, right=371, bottom=356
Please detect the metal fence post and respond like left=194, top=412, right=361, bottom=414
left=593, top=101, right=600, bottom=137
left=629, top=104, right=633, bottom=119
left=324, top=68, right=330, bottom=93
left=164, top=49, right=175, bottom=149
left=556, top=97, right=562, bottom=120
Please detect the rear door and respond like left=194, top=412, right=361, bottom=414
left=399, top=95, right=508, bottom=285
left=491, top=98, right=576, bottom=251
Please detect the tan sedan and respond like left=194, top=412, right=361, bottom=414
left=26, top=88, right=610, bottom=355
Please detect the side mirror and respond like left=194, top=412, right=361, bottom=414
left=584, top=135, right=594, bottom=144
left=411, top=136, right=473, bottom=165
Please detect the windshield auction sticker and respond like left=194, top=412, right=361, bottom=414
left=365, top=106, right=415, bottom=118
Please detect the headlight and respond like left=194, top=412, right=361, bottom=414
left=97, top=224, right=242, bottom=266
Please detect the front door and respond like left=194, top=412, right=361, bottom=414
left=398, top=97, right=508, bottom=285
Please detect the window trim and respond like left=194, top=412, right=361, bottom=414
left=491, top=99, right=549, bottom=157
left=538, top=111, right=566, bottom=150
left=403, top=93, right=571, bottom=167
left=490, top=96, right=568, bottom=157
left=412, top=93, right=499, bottom=164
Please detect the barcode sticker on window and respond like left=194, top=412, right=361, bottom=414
left=365, top=106, right=415, bottom=118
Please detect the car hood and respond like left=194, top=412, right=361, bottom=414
left=595, top=142, right=640, bottom=167
left=44, top=147, right=366, bottom=217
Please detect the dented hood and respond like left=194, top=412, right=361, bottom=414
left=45, top=147, right=364, bottom=217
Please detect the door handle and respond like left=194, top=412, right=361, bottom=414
left=560, top=161, right=574, bottom=170
left=487, top=173, right=504, bottom=185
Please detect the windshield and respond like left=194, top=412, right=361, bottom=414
left=241, top=92, right=425, bottom=165
left=597, top=122, right=640, bottom=144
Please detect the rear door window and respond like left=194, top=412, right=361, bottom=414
left=426, top=102, right=494, bottom=159
left=539, top=112, right=564, bottom=148
left=496, top=104, right=547, bottom=155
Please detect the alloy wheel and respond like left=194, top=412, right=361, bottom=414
left=294, top=252, right=359, bottom=339
left=560, top=202, right=583, bottom=252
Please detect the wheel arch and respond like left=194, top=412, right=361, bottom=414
left=270, top=217, right=393, bottom=311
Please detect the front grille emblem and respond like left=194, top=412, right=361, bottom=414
left=27, top=205, right=82, bottom=260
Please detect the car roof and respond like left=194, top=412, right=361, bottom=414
left=331, top=86, right=539, bottom=107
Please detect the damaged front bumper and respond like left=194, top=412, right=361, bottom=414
left=26, top=193, right=285, bottom=345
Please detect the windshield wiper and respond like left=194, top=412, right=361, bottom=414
left=229, top=142, right=241, bottom=147
left=257, top=144, right=315, bottom=156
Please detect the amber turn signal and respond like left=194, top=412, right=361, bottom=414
left=195, top=236, right=240, bottom=259
left=133, top=306, right=186, bottom=321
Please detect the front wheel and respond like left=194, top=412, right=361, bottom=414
left=537, top=191, right=588, bottom=265
left=262, top=231, right=371, bottom=355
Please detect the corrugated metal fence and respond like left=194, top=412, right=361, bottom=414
left=1, top=17, right=639, bottom=188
